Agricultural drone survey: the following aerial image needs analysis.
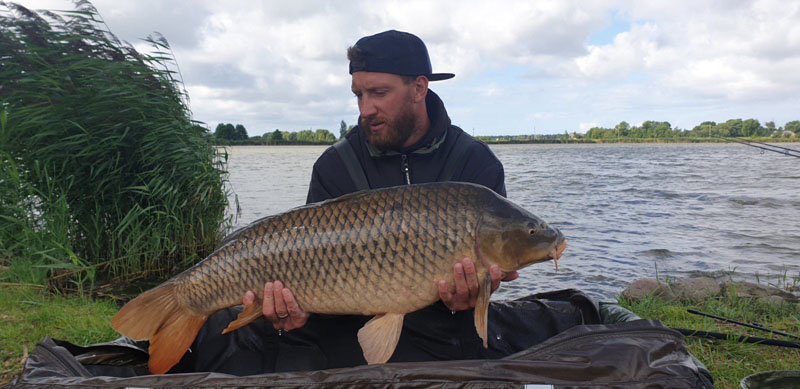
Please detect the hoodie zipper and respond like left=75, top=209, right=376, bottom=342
left=401, top=154, right=411, bottom=185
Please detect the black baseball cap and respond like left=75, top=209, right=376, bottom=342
left=348, top=30, right=455, bottom=81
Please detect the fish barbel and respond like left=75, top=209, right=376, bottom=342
left=111, top=182, right=567, bottom=374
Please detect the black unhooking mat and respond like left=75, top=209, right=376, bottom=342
left=11, top=289, right=714, bottom=388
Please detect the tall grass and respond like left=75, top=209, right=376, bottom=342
left=0, top=2, right=229, bottom=291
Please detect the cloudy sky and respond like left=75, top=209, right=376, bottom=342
left=14, top=0, right=800, bottom=136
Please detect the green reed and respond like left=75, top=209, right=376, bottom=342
left=0, top=2, right=229, bottom=291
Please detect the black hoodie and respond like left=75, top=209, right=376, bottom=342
left=306, top=90, right=505, bottom=203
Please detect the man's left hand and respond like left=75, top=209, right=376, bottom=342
left=437, top=257, right=519, bottom=312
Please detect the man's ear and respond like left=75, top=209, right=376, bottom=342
left=413, top=75, right=429, bottom=103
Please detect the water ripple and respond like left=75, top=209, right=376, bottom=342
left=225, top=143, right=800, bottom=299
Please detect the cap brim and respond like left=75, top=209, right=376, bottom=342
left=427, top=73, right=455, bottom=81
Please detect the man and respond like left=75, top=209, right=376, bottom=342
left=245, top=30, right=518, bottom=339
left=175, top=31, right=530, bottom=374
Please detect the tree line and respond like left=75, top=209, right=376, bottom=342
left=582, top=119, right=799, bottom=141
left=213, top=121, right=356, bottom=145
left=213, top=118, right=800, bottom=145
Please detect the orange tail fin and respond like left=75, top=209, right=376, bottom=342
left=110, top=282, right=207, bottom=374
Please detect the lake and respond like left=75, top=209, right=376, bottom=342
left=223, top=143, right=800, bottom=300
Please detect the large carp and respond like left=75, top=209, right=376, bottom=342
left=111, top=182, right=567, bottom=374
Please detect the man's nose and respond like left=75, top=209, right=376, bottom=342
left=359, top=96, right=377, bottom=118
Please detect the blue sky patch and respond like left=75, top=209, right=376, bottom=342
left=588, top=11, right=631, bottom=46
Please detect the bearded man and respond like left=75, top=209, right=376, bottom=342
left=246, top=29, right=517, bottom=360
left=176, top=30, right=521, bottom=374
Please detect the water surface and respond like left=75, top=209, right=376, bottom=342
left=224, top=143, right=800, bottom=300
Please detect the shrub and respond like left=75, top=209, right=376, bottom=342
left=0, top=2, right=229, bottom=291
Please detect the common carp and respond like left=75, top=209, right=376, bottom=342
left=111, top=182, right=567, bottom=374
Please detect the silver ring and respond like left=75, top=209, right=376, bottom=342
left=277, top=313, right=289, bottom=319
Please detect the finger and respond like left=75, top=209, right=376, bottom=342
left=282, top=288, right=301, bottom=317
left=502, top=271, right=519, bottom=282
left=282, top=288, right=309, bottom=330
left=490, top=265, right=502, bottom=292
left=262, top=282, right=275, bottom=318
left=452, top=262, right=468, bottom=301
left=242, top=290, right=255, bottom=306
left=438, top=279, right=454, bottom=308
left=273, top=281, right=289, bottom=319
left=462, top=258, right=479, bottom=304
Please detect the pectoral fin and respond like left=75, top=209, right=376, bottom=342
left=357, top=313, right=404, bottom=364
left=222, top=298, right=263, bottom=334
left=474, top=273, right=491, bottom=348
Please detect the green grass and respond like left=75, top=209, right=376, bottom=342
left=619, top=289, right=800, bottom=389
left=0, top=285, right=119, bottom=386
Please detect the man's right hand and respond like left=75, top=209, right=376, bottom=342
left=242, top=280, right=309, bottom=331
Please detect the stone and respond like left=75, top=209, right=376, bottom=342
left=670, top=277, right=721, bottom=301
left=722, top=281, right=799, bottom=303
left=621, top=278, right=675, bottom=301
left=759, top=295, right=786, bottom=305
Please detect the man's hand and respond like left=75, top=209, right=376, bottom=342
left=242, top=281, right=310, bottom=331
left=437, top=257, right=519, bottom=312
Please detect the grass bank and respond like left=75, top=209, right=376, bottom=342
left=2, top=283, right=797, bottom=387
left=0, top=285, right=118, bottom=386
left=619, top=289, right=800, bottom=388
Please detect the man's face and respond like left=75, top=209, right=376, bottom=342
left=351, top=72, right=416, bottom=149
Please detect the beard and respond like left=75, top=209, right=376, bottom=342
left=360, top=101, right=417, bottom=150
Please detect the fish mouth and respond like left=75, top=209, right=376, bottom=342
left=548, top=238, right=567, bottom=271
left=504, top=237, right=568, bottom=273
left=554, top=239, right=567, bottom=259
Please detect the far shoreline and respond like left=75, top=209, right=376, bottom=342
left=213, top=138, right=800, bottom=146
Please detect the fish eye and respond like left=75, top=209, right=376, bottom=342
left=528, top=224, right=537, bottom=235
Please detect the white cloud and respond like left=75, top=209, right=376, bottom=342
left=526, top=112, right=562, bottom=120
left=573, top=0, right=800, bottom=101
left=478, top=83, right=504, bottom=98
left=575, top=23, right=661, bottom=79
left=10, top=0, right=800, bottom=134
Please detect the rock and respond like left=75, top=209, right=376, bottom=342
left=621, top=278, right=675, bottom=301
left=759, top=295, right=786, bottom=305
left=721, top=281, right=799, bottom=303
left=670, top=277, right=721, bottom=301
